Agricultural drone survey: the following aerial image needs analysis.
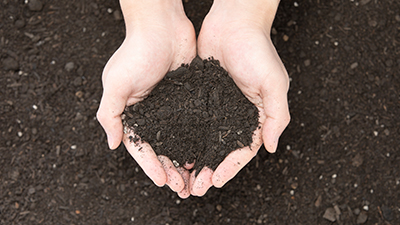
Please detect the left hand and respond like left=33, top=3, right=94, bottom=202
left=190, top=0, right=290, bottom=196
left=96, top=0, right=197, bottom=198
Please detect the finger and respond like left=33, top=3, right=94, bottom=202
left=158, top=156, right=185, bottom=192
left=185, top=162, right=196, bottom=193
left=97, top=88, right=128, bottom=150
left=176, top=167, right=191, bottom=199
left=260, top=84, right=290, bottom=153
left=191, top=167, right=213, bottom=197
left=212, top=126, right=263, bottom=188
left=189, top=169, right=196, bottom=192
left=212, top=146, right=256, bottom=188
left=123, top=129, right=167, bottom=187
left=184, top=162, right=195, bottom=170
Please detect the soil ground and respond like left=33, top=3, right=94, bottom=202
left=1, top=0, right=399, bottom=224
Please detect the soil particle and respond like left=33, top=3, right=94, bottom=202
left=368, top=19, right=378, bottom=27
left=396, top=14, right=400, bottom=22
left=381, top=205, right=393, bottom=221
left=304, top=59, right=311, bottom=67
left=350, top=62, right=359, bottom=69
left=360, top=0, right=371, bottom=5
left=9, top=168, right=20, bottom=180
left=113, top=9, right=123, bottom=21
left=323, top=207, right=336, bottom=222
left=14, top=19, right=26, bottom=29
left=314, top=195, right=322, bottom=207
left=73, top=77, right=82, bottom=86
left=2, top=57, right=19, bottom=71
left=65, top=62, right=75, bottom=72
left=356, top=211, right=368, bottom=224
left=385, top=59, right=393, bottom=67
left=27, top=0, right=43, bottom=12
left=123, top=57, right=259, bottom=174
left=351, top=153, right=363, bottom=167
left=28, top=187, right=36, bottom=195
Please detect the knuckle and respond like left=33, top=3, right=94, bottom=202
left=96, top=110, right=106, bottom=124
left=284, top=113, right=291, bottom=126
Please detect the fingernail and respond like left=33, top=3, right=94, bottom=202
left=267, top=136, right=279, bottom=153
left=107, top=134, right=114, bottom=149
left=271, top=136, right=280, bottom=153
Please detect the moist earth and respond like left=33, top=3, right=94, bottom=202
left=123, top=57, right=259, bottom=174
left=1, top=0, right=399, bottom=224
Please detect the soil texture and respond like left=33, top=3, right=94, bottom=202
left=123, top=57, right=258, bottom=173
left=1, top=0, right=399, bottom=224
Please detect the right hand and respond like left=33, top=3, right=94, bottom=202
left=191, top=0, right=290, bottom=196
left=96, top=0, right=196, bottom=198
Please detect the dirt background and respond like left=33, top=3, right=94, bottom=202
left=1, top=0, right=399, bottom=224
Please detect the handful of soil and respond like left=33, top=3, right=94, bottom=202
left=123, top=57, right=259, bottom=174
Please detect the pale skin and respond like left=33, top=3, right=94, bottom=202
left=97, top=0, right=290, bottom=198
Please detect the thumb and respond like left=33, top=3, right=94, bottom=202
left=97, top=89, right=128, bottom=150
left=260, top=82, right=290, bottom=153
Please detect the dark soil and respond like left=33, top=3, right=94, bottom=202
left=123, top=57, right=258, bottom=174
left=1, top=0, right=399, bottom=224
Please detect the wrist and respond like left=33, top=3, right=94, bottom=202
left=211, top=0, right=280, bottom=31
left=120, top=0, right=186, bottom=33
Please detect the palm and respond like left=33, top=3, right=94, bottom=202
left=103, top=22, right=196, bottom=106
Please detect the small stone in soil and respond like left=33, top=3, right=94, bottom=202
left=65, top=62, right=75, bottom=72
left=350, top=62, right=359, bottom=69
left=113, top=10, right=123, bottom=21
left=304, top=59, right=311, bottom=67
left=314, top=195, right=322, bottom=207
left=356, top=211, right=368, bottom=224
left=323, top=207, right=336, bottom=222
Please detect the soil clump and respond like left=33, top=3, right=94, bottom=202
left=123, top=57, right=259, bottom=173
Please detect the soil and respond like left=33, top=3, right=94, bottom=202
left=123, top=57, right=258, bottom=174
left=1, top=0, right=400, bottom=224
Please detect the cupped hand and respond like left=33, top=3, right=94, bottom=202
left=191, top=0, right=290, bottom=196
left=96, top=1, right=196, bottom=198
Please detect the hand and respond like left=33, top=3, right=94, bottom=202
left=191, top=0, right=290, bottom=196
left=96, top=0, right=196, bottom=198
